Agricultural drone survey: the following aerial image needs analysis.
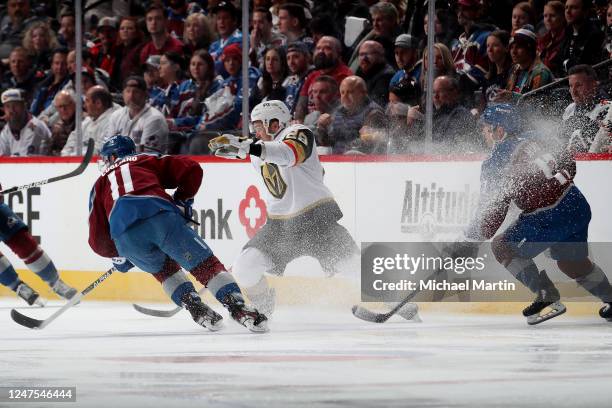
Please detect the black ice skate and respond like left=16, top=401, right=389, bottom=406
left=181, top=292, right=223, bottom=331
left=222, top=293, right=269, bottom=333
left=51, top=279, right=78, bottom=300
left=14, top=281, right=45, bottom=307
left=599, top=303, right=612, bottom=322
left=523, top=287, right=566, bottom=325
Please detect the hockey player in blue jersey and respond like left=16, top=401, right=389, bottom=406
left=88, top=135, right=268, bottom=332
left=467, top=104, right=612, bottom=324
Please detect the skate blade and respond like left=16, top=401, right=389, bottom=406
left=526, top=302, right=566, bottom=325
left=196, top=316, right=224, bottom=332
left=246, top=320, right=269, bottom=333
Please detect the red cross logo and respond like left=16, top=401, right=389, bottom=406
left=238, top=185, right=267, bottom=238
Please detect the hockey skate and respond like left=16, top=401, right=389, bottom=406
left=523, top=287, right=566, bottom=325
left=222, top=293, right=269, bottom=333
left=181, top=292, right=223, bottom=331
left=599, top=303, right=612, bottom=322
left=14, top=281, right=45, bottom=307
left=51, top=279, right=78, bottom=300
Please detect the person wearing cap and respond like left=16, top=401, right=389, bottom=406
left=208, top=1, right=242, bottom=71
left=106, top=76, right=169, bottom=154
left=283, top=41, right=314, bottom=114
left=90, top=17, right=118, bottom=78
left=277, top=3, right=314, bottom=51
left=0, top=88, right=51, bottom=156
left=143, top=55, right=165, bottom=103
left=389, top=33, right=421, bottom=88
left=140, top=4, right=185, bottom=67
left=250, top=7, right=284, bottom=69
left=494, top=26, right=553, bottom=103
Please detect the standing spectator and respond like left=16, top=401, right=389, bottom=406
left=277, top=3, right=314, bottom=49
left=257, top=46, right=289, bottom=103
left=249, top=7, right=283, bottom=69
left=90, top=17, right=118, bottom=79
left=495, top=26, right=554, bottom=103
left=484, top=30, right=512, bottom=105
left=62, top=86, right=118, bottom=156
left=295, top=36, right=353, bottom=122
left=22, top=21, right=59, bottom=74
left=208, top=1, right=242, bottom=69
left=183, top=12, right=214, bottom=60
left=355, top=40, right=395, bottom=108
left=140, top=4, right=185, bottom=66
left=0, top=47, right=40, bottom=105
left=306, top=75, right=340, bottom=144
left=151, top=52, right=192, bottom=124
left=348, top=2, right=400, bottom=71
left=57, top=11, right=76, bottom=50
left=106, top=76, right=169, bottom=153
left=0, top=89, right=50, bottom=156
left=390, top=34, right=421, bottom=88
left=283, top=41, right=313, bottom=114
left=112, top=17, right=146, bottom=91
left=537, top=1, right=566, bottom=75
left=49, top=90, right=76, bottom=156
left=511, top=2, right=536, bottom=35
left=0, top=0, right=44, bottom=59
left=317, top=76, right=386, bottom=154
left=554, top=0, right=606, bottom=76
left=30, top=48, right=70, bottom=118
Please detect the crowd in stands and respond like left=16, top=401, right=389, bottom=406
left=0, top=0, right=611, bottom=157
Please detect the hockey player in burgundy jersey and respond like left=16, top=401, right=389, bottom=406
left=0, top=186, right=77, bottom=305
left=88, top=135, right=268, bottom=332
left=470, top=104, right=612, bottom=324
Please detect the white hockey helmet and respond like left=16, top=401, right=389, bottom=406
left=250, top=100, right=291, bottom=136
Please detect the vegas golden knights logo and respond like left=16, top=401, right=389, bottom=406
left=261, top=163, right=287, bottom=199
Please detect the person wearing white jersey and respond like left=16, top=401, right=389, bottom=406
left=0, top=89, right=50, bottom=156
left=208, top=100, right=359, bottom=314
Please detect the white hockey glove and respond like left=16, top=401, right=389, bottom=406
left=208, top=134, right=253, bottom=159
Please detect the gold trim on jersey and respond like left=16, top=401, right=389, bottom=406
left=284, top=139, right=308, bottom=164
left=267, top=197, right=336, bottom=220
left=261, top=163, right=287, bottom=199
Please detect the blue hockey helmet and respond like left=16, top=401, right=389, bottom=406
left=100, top=135, right=136, bottom=169
left=480, top=103, right=519, bottom=135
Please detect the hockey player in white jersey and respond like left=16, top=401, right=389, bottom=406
left=208, top=100, right=360, bottom=314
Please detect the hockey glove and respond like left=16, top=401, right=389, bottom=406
left=174, top=196, right=194, bottom=219
left=208, top=134, right=253, bottom=159
left=112, top=257, right=134, bottom=273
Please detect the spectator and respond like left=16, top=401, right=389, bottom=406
left=183, top=12, right=214, bottom=60
left=283, top=41, right=313, bottom=114
left=172, top=50, right=223, bottom=130
left=420, top=43, right=455, bottom=103
left=90, top=17, right=118, bottom=79
left=317, top=76, right=386, bottom=154
left=537, top=1, right=566, bottom=74
left=0, top=0, right=44, bottom=59
left=143, top=55, right=165, bottom=104
left=386, top=81, right=418, bottom=153
left=49, top=90, right=76, bottom=156
left=249, top=7, right=283, bottom=69
left=0, top=89, right=50, bottom=156
left=31, top=48, right=70, bottom=118
left=561, top=64, right=610, bottom=151
left=22, top=21, right=59, bottom=74
left=494, top=26, right=554, bottom=103
left=62, top=86, right=118, bottom=156
left=348, top=2, right=400, bottom=71
left=151, top=52, right=193, bottom=126
left=390, top=34, right=421, bottom=88
left=420, top=9, right=459, bottom=51
left=554, top=0, right=606, bottom=76
left=112, top=17, right=146, bottom=91
left=295, top=36, right=353, bottom=122
left=107, top=76, right=169, bottom=153
left=484, top=30, right=512, bottom=105
left=140, top=4, right=184, bottom=66
left=406, top=76, right=480, bottom=151
left=452, top=0, right=497, bottom=91
left=277, top=3, right=314, bottom=49
left=257, top=46, right=289, bottom=103
left=166, top=0, right=189, bottom=39
left=208, top=1, right=242, bottom=69
left=0, top=47, right=40, bottom=105
left=511, top=2, right=536, bottom=35
left=57, top=11, right=76, bottom=50
left=306, top=75, right=340, bottom=138
left=355, top=40, right=395, bottom=108
left=309, top=13, right=341, bottom=47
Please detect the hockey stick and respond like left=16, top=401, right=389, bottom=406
left=132, top=285, right=207, bottom=317
left=0, top=139, right=95, bottom=195
left=10, top=267, right=115, bottom=329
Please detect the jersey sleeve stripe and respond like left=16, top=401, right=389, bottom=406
left=283, top=139, right=306, bottom=164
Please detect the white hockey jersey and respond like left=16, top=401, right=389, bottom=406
left=250, top=124, right=335, bottom=219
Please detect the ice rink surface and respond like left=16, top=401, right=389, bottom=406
left=1, top=299, right=612, bottom=408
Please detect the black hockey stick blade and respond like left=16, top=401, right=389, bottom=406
left=132, top=286, right=206, bottom=317
left=0, top=138, right=94, bottom=195
left=10, top=267, right=114, bottom=330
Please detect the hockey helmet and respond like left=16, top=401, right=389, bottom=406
left=480, top=103, right=519, bottom=135
left=100, top=135, right=136, bottom=169
left=250, top=100, right=291, bottom=136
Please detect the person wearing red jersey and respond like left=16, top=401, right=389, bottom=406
left=88, top=135, right=267, bottom=332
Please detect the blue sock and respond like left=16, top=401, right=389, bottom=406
left=0, top=256, right=19, bottom=290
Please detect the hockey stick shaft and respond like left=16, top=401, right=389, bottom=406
left=133, top=285, right=207, bottom=317
left=0, top=139, right=94, bottom=195
left=11, top=267, right=115, bottom=329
